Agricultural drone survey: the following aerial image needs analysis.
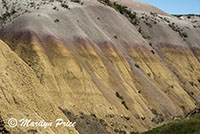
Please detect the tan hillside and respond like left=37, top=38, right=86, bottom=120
left=0, top=0, right=200, bottom=133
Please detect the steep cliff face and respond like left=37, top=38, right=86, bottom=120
left=0, top=0, right=200, bottom=133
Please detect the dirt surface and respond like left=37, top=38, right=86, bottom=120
left=0, top=0, right=200, bottom=134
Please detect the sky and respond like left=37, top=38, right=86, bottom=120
left=136, top=0, right=200, bottom=14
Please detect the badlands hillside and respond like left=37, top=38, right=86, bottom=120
left=0, top=0, right=200, bottom=133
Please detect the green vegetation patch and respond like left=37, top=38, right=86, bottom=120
left=115, top=92, right=129, bottom=110
left=143, top=114, right=200, bottom=134
left=98, top=0, right=139, bottom=25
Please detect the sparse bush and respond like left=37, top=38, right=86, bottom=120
left=144, top=21, right=153, bottom=28
left=163, top=17, right=170, bottom=23
left=168, top=22, right=188, bottom=39
left=150, top=12, right=158, bottom=17
left=71, top=0, right=81, bottom=3
left=114, top=35, right=118, bottom=39
left=27, top=129, right=38, bottom=134
left=187, top=16, right=191, bottom=19
left=115, top=92, right=129, bottom=110
left=181, top=32, right=188, bottom=38
left=61, top=3, right=69, bottom=9
left=122, top=101, right=129, bottom=110
left=181, top=105, right=186, bottom=111
left=189, top=81, right=194, bottom=86
left=151, top=50, right=155, bottom=54
left=124, top=116, right=130, bottom=120
left=190, top=92, right=194, bottom=95
left=151, top=116, right=164, bottom=124
left=142, top=34, right=151, bottom=39
left=114, top=129, right=127, bottom=134
left=11, top=9, right=17, bottom=15
left=116, top=92, right=123, bottom=100
left=150, top=109, right=164, bottom=124
left=98, top=0, right=139, bottom=26
left=98, top=0, right=112, bottom=6
left=130, top=131, right=139, bottom=134
left=147, top=73, right=151, bottom=77
left=151, top=109, right=158, bottom=115
left=131, top=19, right=139, bottom=25
left=1, top=11, right=12, bottom=20
left=141, top=117, right=146, bottom=120
left=137, top=27, right=151, bottom=39
left=54, top=19, right=59, bottom=23
left=144, top=114, right=200, bottom=134
left=138, top=27, right=142, bottom=33
left=135, top=64, right=140, bottom=68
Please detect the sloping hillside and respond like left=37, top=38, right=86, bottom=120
left=0, top=0, right=200, bottom=133
left=143, top=107, right=200, bottom=134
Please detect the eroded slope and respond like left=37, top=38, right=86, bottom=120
left=0, top=0, right=200, bottom=134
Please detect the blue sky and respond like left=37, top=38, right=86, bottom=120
left=136, top=0, right=200, bottom=14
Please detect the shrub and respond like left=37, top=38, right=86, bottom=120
left=151, top=109, right=158, bottom=115
left=168, top=22, right=188, bottom=39
left=114, top=35, right=118, bottom=39
left=122, top=101, right=129, bottom=110
left=116, top=92, right=123, bottom=100
left=11, top=9, right=17, bottom=14
left=149, top=43, right=153, bottom=47
left=1, top=11, right=11, bottom=20
left=142, top=34, right=151, bottom=39
left=130, top=131, right=139, bottom=134
left=147, top=73, right=151, bottom=77
left=124, top=116, right=130, bottom=120
left=181, top=105, right=186, bottom=111
left=54, top=19, right=59, bottom=23
left=151, top=116, right=164, bottom=124
left=150, top=12, right=158, bottom=17
left=114, top=129, right=127, bottom=134
left=143, top=115, right=200, bottom=134
left=115, top=92, right=129, bottom=110
left=189, top=81, right=194, bottom=86
left=135, top=64, right=140, bottom=68
left=138, top=27, right=142, bottom=33
left=190, top=92, right=194, bottom=95
left=151, top=50, right=155, bottom=54
left=141, top=117, right=146, bottom=120
left=131, top=19, right=139, bottom=25
left=98, top=0, right=139, bottom=26
left=181, top=32, right=188, bottom=38
left=27, top=129, right=38, bottom=134
left=61, top=4, right=69, bottom=9
left=71, top=0, right=81, bottom=4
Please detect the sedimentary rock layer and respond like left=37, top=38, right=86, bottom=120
left=0, top=0, right=200, bottom=133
